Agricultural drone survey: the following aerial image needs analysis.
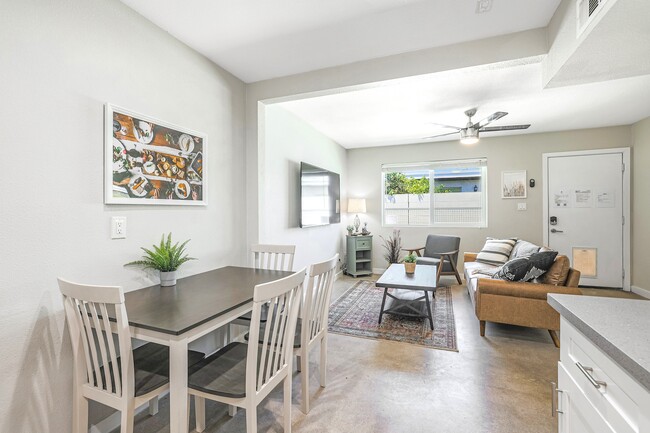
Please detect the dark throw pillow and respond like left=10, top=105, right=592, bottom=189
left=494, top=251, right=558, bottom=282
left=493, top=257, right=530, bottom=281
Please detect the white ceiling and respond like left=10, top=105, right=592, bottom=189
left=120, top=0, right=650, bottom=148
left=279, top=62, right=650, bottom=148
left=120, top=0, right=561, bottom=83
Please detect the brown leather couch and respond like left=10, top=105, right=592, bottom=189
left=464, top=252, right=581, bottom=347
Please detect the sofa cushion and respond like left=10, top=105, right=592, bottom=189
left=494, top=251, right=558, bottom=282
left=463, top=261, right=497, bottom=305
left=476, top=238, right=517, bottom=266
left=464, top=261, right=498, bottom=275
left=539, top=255, right=571, bottom=285
left=510, top=240, right=541, bottom=259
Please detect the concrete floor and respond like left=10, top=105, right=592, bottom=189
left=127, top=275, right=644, bottom=433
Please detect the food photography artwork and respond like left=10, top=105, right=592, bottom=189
left=105, top=104, right=207, bottom=205
left=501, top=170, right=527, bottom=199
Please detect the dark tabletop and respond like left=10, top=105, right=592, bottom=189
left=115, top=266, right=294, bottom=336
left=375, top=264, right=438, bottom=291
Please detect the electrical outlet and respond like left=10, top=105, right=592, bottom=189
left=517, top=203, right=527, bottom=211
left=111, top=216, right=127, bottom=239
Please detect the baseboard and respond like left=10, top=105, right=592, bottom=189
left=372, top=267, right=386, bottom=275
left=335, top=270, right=343, bottom=280
left=631, top=285, right=650, bottom=299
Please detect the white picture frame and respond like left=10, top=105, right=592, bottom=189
left=501, top=170, right=527, bottom=199
left=105, top=104, right=207, bottom=205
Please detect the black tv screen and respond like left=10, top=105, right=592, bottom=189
left=300, top=162, right=340, bottom=228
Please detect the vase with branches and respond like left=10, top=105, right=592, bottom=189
left=380, top=229, right=402, bottom=265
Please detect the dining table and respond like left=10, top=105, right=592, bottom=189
left=111, top=266, right=295, bottom=433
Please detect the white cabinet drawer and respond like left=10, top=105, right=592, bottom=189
left=558, top=362, right=617, bottom=433
left=560, top=317, right=649, bottom=433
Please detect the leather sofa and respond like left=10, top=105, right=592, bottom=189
left=463, top=248, right=581, bottom=347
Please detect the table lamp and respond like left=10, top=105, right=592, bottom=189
left=347, top=198, right=366, bottom=234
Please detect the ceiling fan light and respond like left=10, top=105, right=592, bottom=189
left=461, top=136, right=479, bottom=145
left=460, top=129, right=479, bottom=145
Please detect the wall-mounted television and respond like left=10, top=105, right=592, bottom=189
left=299, top=162, right=340, bottom=228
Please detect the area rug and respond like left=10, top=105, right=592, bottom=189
left=328, top=280, right=458, bottom=351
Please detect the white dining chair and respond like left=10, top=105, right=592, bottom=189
left=295, top=254, right=338, bottom=413
left=231, top=244, right=297, bottom=328
left=246, top=254, right=339, bottom=414
left=58, top=278, right=203, bottom=433
left=189, top=268, right=306, bottom=433
left=251, top=244, right=296, bottom=271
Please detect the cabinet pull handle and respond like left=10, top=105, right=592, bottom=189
left=550, top=381, right=564, bottom=417
left=576, top=362, right=607, bottom=389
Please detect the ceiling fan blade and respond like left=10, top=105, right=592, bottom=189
left=479, top=124, right=531, bottom=132
left=473, top=111, right=508, bottom=129
left=430, top=122, right=462, bottom=130
left=422, top=131, right=459, bottom=139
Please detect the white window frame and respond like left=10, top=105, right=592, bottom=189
left=381, top=158, right=488, bottom=228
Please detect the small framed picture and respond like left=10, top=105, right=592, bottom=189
left=501, top=170, right=527, bottom=199
left=105, top=104, right=207, bottom=205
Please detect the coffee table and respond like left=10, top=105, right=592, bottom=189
left=376, top=264, right=438, bottom=330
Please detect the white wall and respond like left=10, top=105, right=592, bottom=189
left=0, top=0, right=245, bottom=431
left=346, top=126, right=632, bottom=273
left=245, top=30, right=548, bottom=250
left=632, top=116, right=650, bottom=292
left=260, top=105, right=346, bottom=270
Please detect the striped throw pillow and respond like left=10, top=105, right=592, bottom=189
left=476, top=238, right=517, bottom=266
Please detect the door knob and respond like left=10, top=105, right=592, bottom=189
left=551, top=228, right=564, bottom=233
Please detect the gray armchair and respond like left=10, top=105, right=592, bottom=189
left=405, top=234, right=462, bottom=285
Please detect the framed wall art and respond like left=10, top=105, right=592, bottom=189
left=501, top=170, right=527, bottom=199
left=105, top=104, right=207, bottom=205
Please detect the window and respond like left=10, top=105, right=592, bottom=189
left=382, top=158, right=488, bottom=228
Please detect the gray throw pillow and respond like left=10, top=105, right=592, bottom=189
left=510, top=240, right=541, bottom=259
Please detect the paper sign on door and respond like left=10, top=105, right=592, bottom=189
left=553, top=188, right=570, bottom=208
left=596, top=190, right=615, bottom=208
left=573, top=189, right=593, bottom=208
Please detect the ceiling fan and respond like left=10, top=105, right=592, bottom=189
left=424, top=108, right=531, bottom=145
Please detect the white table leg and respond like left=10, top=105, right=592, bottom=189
left=169, top=337, right=189, bottom=433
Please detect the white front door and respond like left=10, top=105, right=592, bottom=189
left=543, top=149, right=630, bottom=289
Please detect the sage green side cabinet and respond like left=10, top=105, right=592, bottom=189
left=346, top=235, right=373, bottom=277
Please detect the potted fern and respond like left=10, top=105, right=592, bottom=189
left=125, top=233, right=196, bottom=286
left=403, top=253, right=417, bottom=274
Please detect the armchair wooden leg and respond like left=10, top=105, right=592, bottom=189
left=479, top=320, right=486, bottom=336
left=447, top=256, right=462, bottom=285
left=548, top=330, right=560, bottom=348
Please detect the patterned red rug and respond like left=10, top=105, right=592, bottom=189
left=328, top=280, right=458, bottom=351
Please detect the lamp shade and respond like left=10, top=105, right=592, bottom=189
left=348, top=198, right=366, bottom=213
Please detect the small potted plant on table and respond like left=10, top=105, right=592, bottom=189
left=403, top=253, right=417, bottom=274
left=125, top=233, right=196, bottom=286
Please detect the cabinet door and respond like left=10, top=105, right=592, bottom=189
left=558, top=363, right=617, bottom=433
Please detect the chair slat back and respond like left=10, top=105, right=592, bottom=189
left=302, top=254, right=338, bottom=346
left=58, top=278, right=134, bottom=399
left=251, top=244, right=296, bottom=271
left=247, top=269, right=305, bottom=395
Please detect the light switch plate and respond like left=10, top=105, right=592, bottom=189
left=111, top=216, right=127, bottom=239
left=517, top=203, right=527, bottom=211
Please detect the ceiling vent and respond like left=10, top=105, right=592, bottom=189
left=577, top=0, right=607, bottom=34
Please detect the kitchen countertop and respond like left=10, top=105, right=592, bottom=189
left=548, top=294, right=650, bottom=392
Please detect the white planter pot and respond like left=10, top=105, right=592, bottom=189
left=160, top=271, right=177, bottom=287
